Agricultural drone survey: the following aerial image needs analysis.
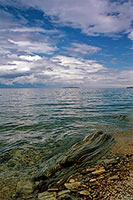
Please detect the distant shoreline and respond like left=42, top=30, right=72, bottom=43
left=63, top=86, right=80, bottom=89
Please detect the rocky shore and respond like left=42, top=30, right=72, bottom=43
left=36, top=153, right=133, bottom=200
left=0, top=130, right=133, bottom=200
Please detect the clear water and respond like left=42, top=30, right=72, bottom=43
left=0, top=88, right=133, bottom=157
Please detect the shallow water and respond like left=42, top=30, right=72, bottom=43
left=0, top=88, right=132, bottom=157
left=0, top=88, right=133, bottom=199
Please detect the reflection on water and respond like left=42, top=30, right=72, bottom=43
left=0, top=88, right=133, bottom=156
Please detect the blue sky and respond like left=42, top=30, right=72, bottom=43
left=0, top=0, right=132, bottom=88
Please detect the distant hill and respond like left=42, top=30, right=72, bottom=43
left=127, top=86, right=133, bottom=88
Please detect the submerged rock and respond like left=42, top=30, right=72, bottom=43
left=38, top=191, right=56, bottom=200
left=113, top=115, right=127, bottom=120
left=16, top=178, right=34, bottom=194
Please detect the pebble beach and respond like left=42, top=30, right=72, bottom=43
left=0, top=129, right=133, bottom=200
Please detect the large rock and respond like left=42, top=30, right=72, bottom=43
left=33, top=131, right=114, bottom=191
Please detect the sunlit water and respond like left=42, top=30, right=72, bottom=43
left=0, top=88, right=133, bottom=159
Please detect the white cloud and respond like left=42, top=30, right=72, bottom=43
left=1, top=54, right=132, bottom=88
left=0, top=25, right=58, bottom=58
left=0, top=55, right=42, bottom=74
left=7, top=27, right=59, bottom=35
left=63, top=43, right=101, bottom=56
left=128, top=30, right=133, bottom=40
left=19, top=55, right=42, bottom=61
left=21, top=0, right=133, bottom=37
left=8, top=39, right=57, bottom=54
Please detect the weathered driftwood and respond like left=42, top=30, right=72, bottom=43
left=33, top=131, right=114, bottom=191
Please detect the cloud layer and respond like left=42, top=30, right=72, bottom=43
left=0, top=54, right=132, bottom=87
left=21, top=0, right=133, bottom=37
left=0, top=0, right=132, bottom=88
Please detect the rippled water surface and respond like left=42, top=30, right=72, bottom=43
left=0, top=88, right=133, bottom=156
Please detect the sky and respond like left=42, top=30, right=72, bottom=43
left=0, top=0, right=133, bottom=88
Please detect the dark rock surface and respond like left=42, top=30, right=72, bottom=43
left=33, top=131, right=114, bottom=190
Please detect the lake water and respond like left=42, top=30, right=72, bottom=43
left=0, top=88, right=132, bottom=159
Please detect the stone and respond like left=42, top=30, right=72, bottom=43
left=103, top=158, right=116, bottom=164
left=109, top=175, right=119, bottom=180
left=113, top=115, right=126, bottom=120
left=64, top=182, right=81, bottom=190
left=84, top=177, right=91, bottom=182
left=58, top=190, right=70, bottom=196
left=16, top=179, right=34, bottom=194
left=57, top=179, right=63, bottom=184
left=92, top=168, right=105, bottom=175
left=69, top=179, right=75, bottom=183
left=97, top=175, right=104, bottom=180
left=90, top=178, right=97, bottom=182
left=86, top=168, right=96, bottom=173
left=38, top=191, right=56, bottom=200
left=48, top=188, right=59, bottom=192
left=58, top=194, right=72, bottom=200
left=79, top=190, right=90, bottom=196
left=14, top=150, right=23, bottom=157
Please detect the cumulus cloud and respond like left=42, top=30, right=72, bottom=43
left=0, top=54, right=132, bottom=87
left=8, top=39, right=57, bottom=55
left=20, top=0, right=132, bottom=37
left=0, top=26, right=58, bottom=57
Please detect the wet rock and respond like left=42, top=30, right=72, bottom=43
left=58, top=194, right=73, bottom=200
left=34, top=131, right=113, bottom=184
left=16, top=179, right=34, bottom=194
left=14, top=150, right=24, bottom=158
left=79, top=190, right=90, bottom=196
left=69, top=179, right=75, bottom=183
left=97, top=175, right=104, bottom=180
left=38, top=191, right=56, bottom=200
left=84, top=177, right=91, bottom=182
left=103, top=158, right=117, bottom=164
left=109, top=175, right=119, bottom=180
left=58, top=190, right=70, bottom=196
left=0, top=165, right=8, bottom=172
left=64, top=182, right=81, bottom=190
left=86, top=167, right=96, bottom=173
left=0, top=153, right=12, bottom=163
left=48, top=188, right=59, bottom=192
left=92, top=168, right=105, bottom=175
left=7, top=159, right=17, bottom=168
left=90, top=178, right=97, bottom=182
left=113, top=115, right=127, bottom=120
